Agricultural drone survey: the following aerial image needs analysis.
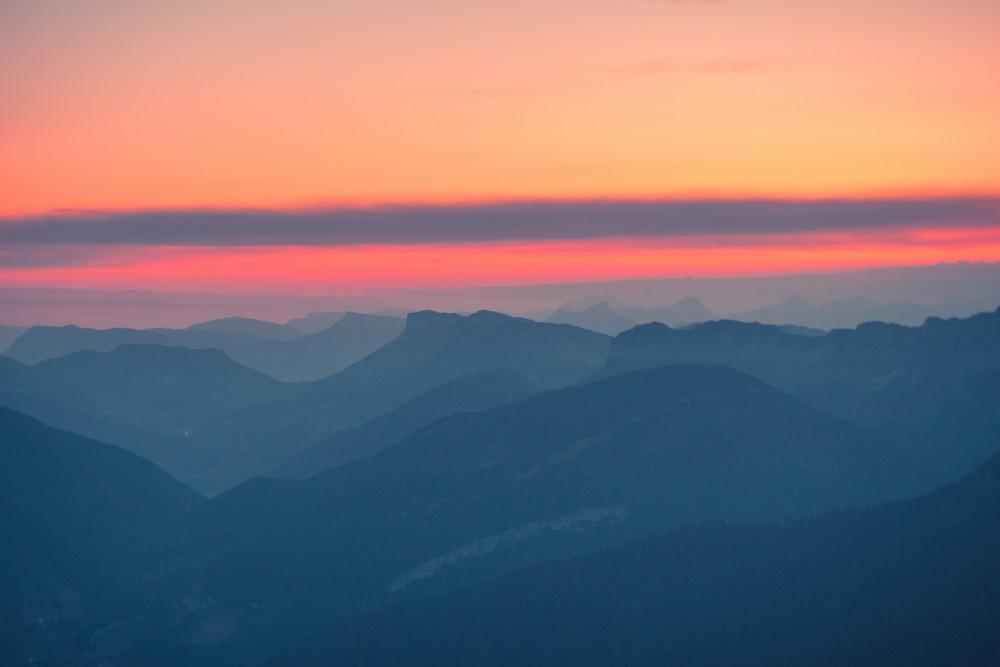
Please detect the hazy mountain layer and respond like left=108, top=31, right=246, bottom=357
left=273, top=368, right=538, bottom=478
left=0, top=326, right=27, bottom=355
left=227, top=312, right=405, bottom=382
left=545, top=301, right=636, bottom=335
left=605, top=308, right=1000, bottom=481
left=0, top=312, right=611, bottom=495
left=2, top=317, right=304, bottom=366
left=78, top=365, right=923, bottom=665
left=0, top=345, right=288, bottom=494
left=224, top=310, right=612, bottom=445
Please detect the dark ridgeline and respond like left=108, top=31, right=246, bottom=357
left=0, top=306, right=998, bottom=666
left=289, top=309, right=612, bottom=419
left=3, top=325, right=179, bottom=365
left=0, top=313, right=403, bottom=382
left=216, top=310, right=611, bottom=472
left=604, top=307, right=1000, bottom=482
left=0, top=311, right=607, bottom=493
left=269, top=450, right=1000, bottom=667
left=2, top=317, right=303, bottom=366
left=32, top=366, right=924, bottom=665
left=0, top=406, right=202, bottom=664
left=0, top=344, right=289, bottom=495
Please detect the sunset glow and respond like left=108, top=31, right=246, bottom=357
left=2, top=0, right=999, bottom=305
left=4, top=226, right=1000, bottom=294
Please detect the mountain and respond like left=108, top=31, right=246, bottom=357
left=544, top=297, right=717, bottom=331
left=734, top=295, right=995, bottom=330
left=545, top=302, right=636, bottom=336
left=272, top=451, right=1000, bottom=667
left=0, top=406, right=201, bottom=652
left=777, top=323, right=827, bottom=336
left=152, top=316, right=304, bottom=350
left=2, top=325, right=178, bottom=364
left=619, top=296, right=716, bottom=327
left=228, top=312, right=405, bottom=382
left=0, top=312, right=609, bottom=495
left=85, top=365, right=922, bottom=665
left=230, top=310, right=613, bottom=440
left=604, top=308, right=1000, bottom=481
left=0, top=344, right=289, bottom=494
left=2, top=317, right=304, bottom=365
left=284, top=311, right=346, bottom=334
left=273, top=369, right=538, bottom=478
left=0, top=326, right=27, bottom=354
left=0, top=356, right=28, bottom=386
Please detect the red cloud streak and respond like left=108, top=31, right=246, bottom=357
left=3, top=228, right=999, bottom=293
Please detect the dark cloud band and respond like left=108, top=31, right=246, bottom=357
left=2, top=197, right=998, bottom=248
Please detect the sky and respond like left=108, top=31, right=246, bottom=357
left=1, top=0, right=999, bottom=322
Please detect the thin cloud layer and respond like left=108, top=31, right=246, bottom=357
left=2, top=198, right=998, bottom=253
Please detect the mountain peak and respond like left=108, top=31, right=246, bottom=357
left=468, top=310, right=516, bottom=322
left=399, top=310, right=464, bottom=340
left=405, top=310, right=463, bottom=325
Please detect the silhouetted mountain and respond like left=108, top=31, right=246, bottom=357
left=228, top=312, right=405, bottom=382
left=0, top=326, right=27, bottom=354
left=734, top=295, right=995, bottom=330
left=284, top=310, right=346, bottom=334
left=0, top=312, right=608, bottom=495
left=86, top=366, right=921, bottom=665
left=232, top=310, right=612, bottom=440
left=546, top=302, right=636, bottom=335
left=604, top=308, right=1000, bottom=481
left=152, top=316, right=304, bottom=350
left=777, top=323, right=826, bottom=336
left=0, top=345, right=288, bottom=494
left=273, top=369, right=538, bottom=478
left=3, top=325, right=177, bottom=364
left=273, top=452, right=1000, bottom=667
left=545, top=296, right=717, bottom=330
left=0, top=406, right=200, bottom=647
left=2, top=317, right=304, bottom=365
left=619, top=296, right=716, bottom=327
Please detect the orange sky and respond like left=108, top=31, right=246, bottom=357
left=1, top=1, right=999, bottom=298
left=3, top=0, right=999, bottom=214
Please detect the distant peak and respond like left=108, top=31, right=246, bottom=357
left=394, top=311, right=465, bottom=344
left=584, top=301, right=616, bottom=313
left=620, top=321, right=673, bottom=336
left=468, top=310, right=515, bottom=322
left=403, top=310, right=463, bottom=330
left=406, top=309, right=461, bottom=321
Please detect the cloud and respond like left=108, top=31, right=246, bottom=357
left=1, top=198, right=998, bottom=257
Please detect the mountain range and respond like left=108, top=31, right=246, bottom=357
left=0, top=310, right=609, bottom=493
left=1, top=305, right=998, bottom=665
left=6, top=364, right=929, bottom=665
left=272, top=449, right=1000, bottom=666
left=226, top=312, right=404, bottom=382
